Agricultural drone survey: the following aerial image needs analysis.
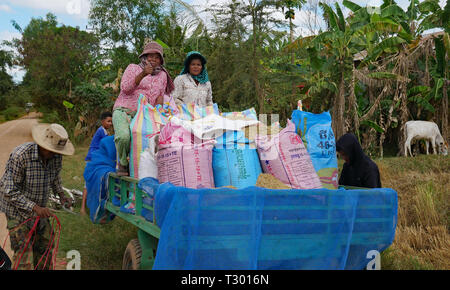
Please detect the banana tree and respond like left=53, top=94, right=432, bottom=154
left=416, top=0, right=450, bottom=141
left=349, top=0, right=437, bottom=156
left=303, top=1, right=359, bottom=140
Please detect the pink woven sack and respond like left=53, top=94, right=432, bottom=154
left=255, top=119, right=322, bottom=189
left=157, top=121, right=215, bottom=189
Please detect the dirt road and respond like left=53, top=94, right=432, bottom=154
left=0, top=113, right=40, bottom=261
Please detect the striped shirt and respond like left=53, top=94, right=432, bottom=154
left=0, top=142, right=64, bottom=222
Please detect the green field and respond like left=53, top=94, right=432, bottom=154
left=57, top=146, right=449, bottom=270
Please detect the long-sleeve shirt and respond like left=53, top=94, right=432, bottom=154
left=336, top=133, right=381, bottom=188
left=172, top=74, right=213, bottom=107
left=85, top=126, right=108, bottom=161
left=113, top=63, right=168, bottom=112
left=0, top=142, right=64, bottom=222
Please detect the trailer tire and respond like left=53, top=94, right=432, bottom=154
left=122, top=239, right=142, bottom=270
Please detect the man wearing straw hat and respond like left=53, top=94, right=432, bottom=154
left=0, top=123, right=74, bottom=269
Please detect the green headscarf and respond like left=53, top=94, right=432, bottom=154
left=180, top=51, right=209, bottom=84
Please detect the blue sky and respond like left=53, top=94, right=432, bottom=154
left=0, top=0, right=90, bottom=82
left=0, top=1, right=90, bottom=43
left=0, top=0, right=446, bottom=83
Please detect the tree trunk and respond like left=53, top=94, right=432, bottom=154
left=290, top=18, right=297, bottom=101
left=347, top=66, right=359, bottom=136
left=379, top=103, right=384, bottom=158
left=380, top=84, right=400, bottom=159
left=398, top=81, right=409, bottom=156
left=442, top=79, right=448, bottom=142
left=333, top=69, right=346, bottom=140
left=251, top=7, right=264, bottom=114
left=368, top=85, right=375, bottom=104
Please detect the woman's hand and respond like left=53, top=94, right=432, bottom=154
left=135, top=63, right=153, bottom=86
left=155, top=95, right=164, bottom=106
left=143, top=62, right=154, bottom=76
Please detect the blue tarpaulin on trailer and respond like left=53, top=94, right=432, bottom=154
left=144, top=180, right=397, bottom=270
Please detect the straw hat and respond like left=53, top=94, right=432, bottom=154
left=31, top=123, right=75, bottom=156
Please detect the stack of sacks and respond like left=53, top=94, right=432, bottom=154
left=170, top=110, right=266, bottom=189
left=134, top=101, right=220, bottom=180
left=157, top=121, right=215, bottom=189
left=255, top=119, right=322, bottom=189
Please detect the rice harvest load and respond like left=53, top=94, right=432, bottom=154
left=255, top=119, right=322, bottom=189
left=157, top=121, right=215, bottom=189
left=101, top=104, right=398, bottom=271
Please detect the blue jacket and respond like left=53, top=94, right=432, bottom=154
left=85, top=126, right=108, bottom=161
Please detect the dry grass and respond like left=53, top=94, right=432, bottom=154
left=376, top=155, right=450, bottom=270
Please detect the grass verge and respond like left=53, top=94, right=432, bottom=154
left=57, top=146, right=136, bottom=270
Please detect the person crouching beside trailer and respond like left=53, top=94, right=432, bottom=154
left=81, top=112, right=113, bottom=216
left=0, top=124, right=74, bottom=270
left=336, top=133, right=381, bottom=189
left=112, top=41, right=175, bottom=176
left=172, top=51, right=213, bottom=107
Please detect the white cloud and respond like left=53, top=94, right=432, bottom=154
left=6, top=0, right=91, bottom=19
left=7, top=66, right=26, bottom=84
left=0, top=30, right=21, bottom=44
left=0, top=4, right=12, bottom=12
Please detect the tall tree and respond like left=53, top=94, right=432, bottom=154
left=275, top=0, right=306, bottom=63
left=275, top=0, right=306, bottom=102
left=88, top=0, right=164, bottom=53
left=0, top=49, right=14, bottom=99
left=11, top=13, right=100, bottom=117
left=207, top=0, right=253, bottom=111
left=244, top=0, right=285, bottom=114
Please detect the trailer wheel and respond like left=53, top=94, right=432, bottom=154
left=122, top=239, right=142, bottom=270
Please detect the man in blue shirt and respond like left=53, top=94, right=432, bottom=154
left=81, top=112, right=112, bottom=215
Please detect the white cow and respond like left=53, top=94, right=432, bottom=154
left=404, top=121, right=448, bottom=157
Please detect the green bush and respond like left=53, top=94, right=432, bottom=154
left=70, top=82, right=114, bottom=137
left=1, top=106, right=25, bottom=121
left=0, top=95, right=7, bottom=111
left=40, top=107, right=62, bottom=124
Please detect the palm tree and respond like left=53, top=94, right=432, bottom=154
left=275, top=0, right=306, bottom=97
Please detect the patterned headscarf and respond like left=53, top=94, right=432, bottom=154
left=180, top=51, right=209, bottom=84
